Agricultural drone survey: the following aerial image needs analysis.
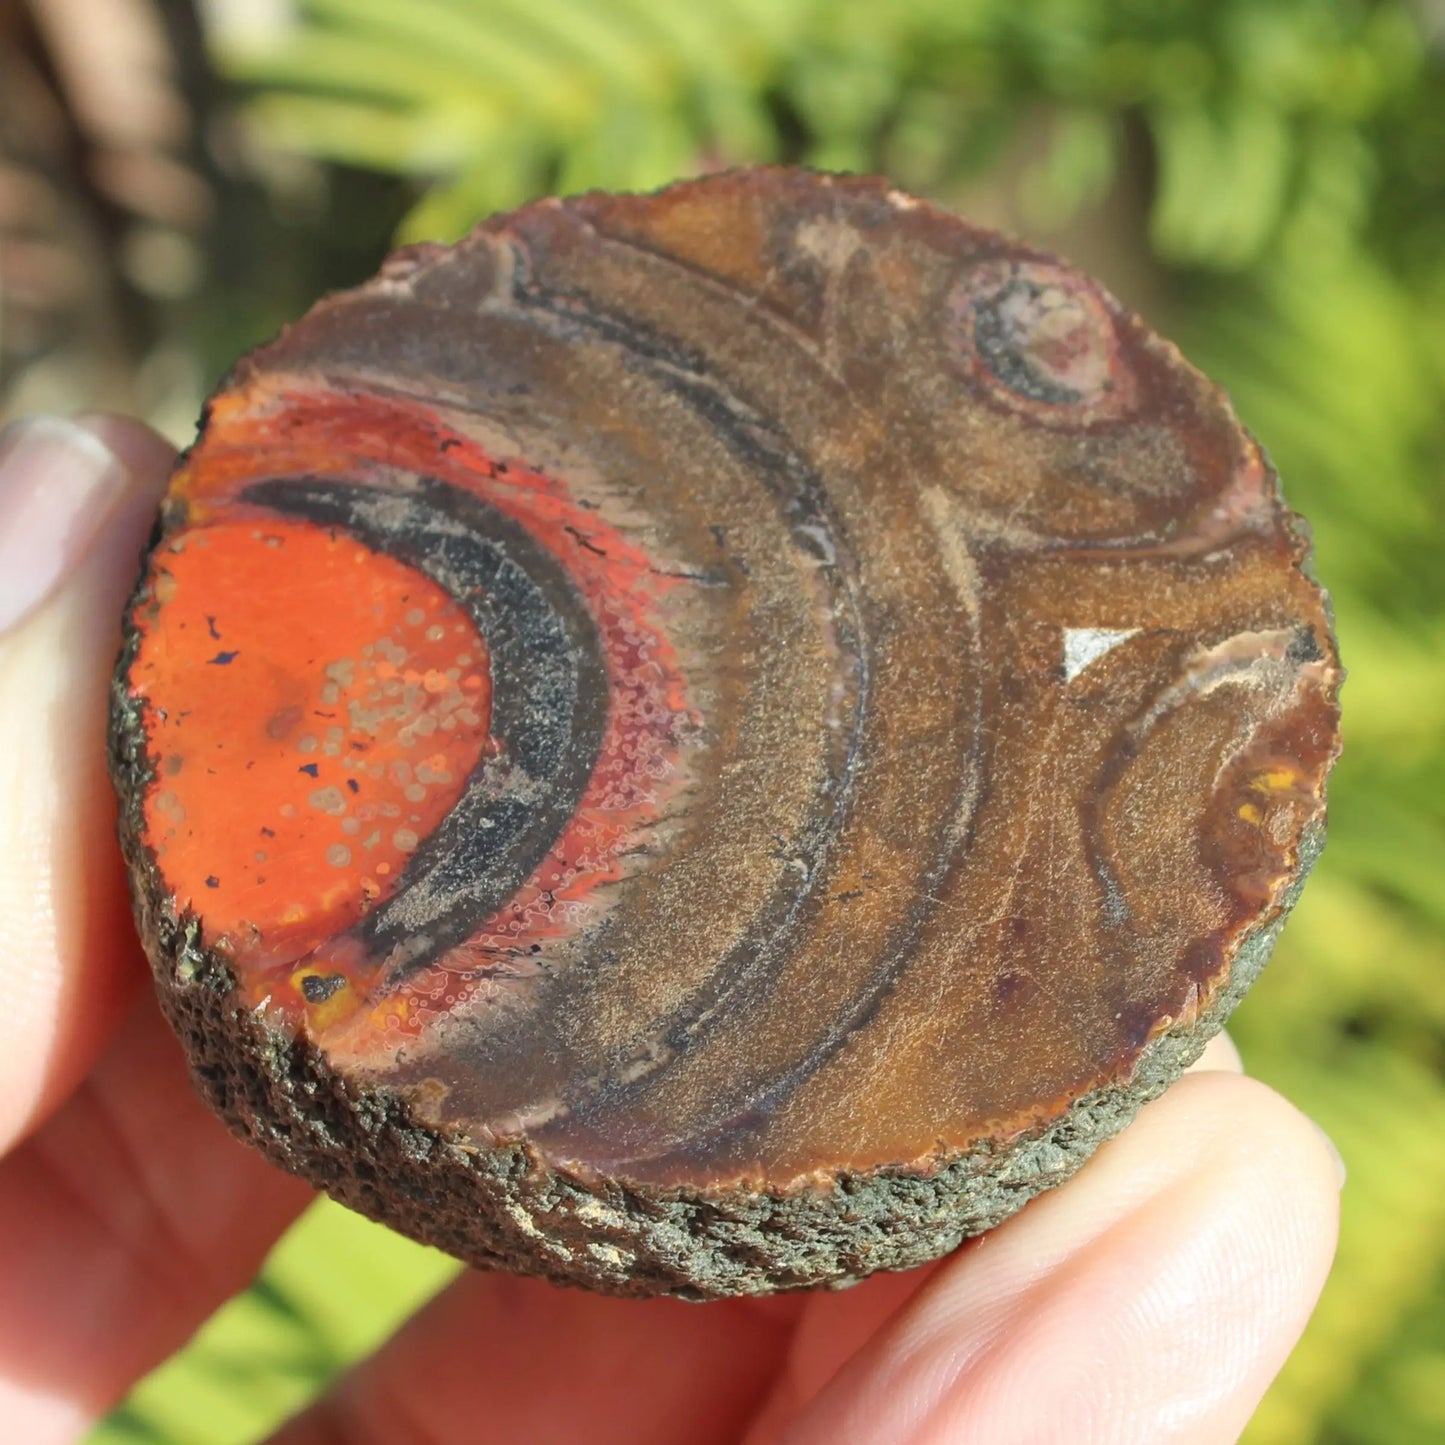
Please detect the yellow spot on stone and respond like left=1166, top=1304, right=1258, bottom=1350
left=1251, top=766, right=1305, bottom=793
left=292, top=970, right=360, bottom=1033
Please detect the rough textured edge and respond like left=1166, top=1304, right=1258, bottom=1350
left=110, top=601, right=1326, bottom=1298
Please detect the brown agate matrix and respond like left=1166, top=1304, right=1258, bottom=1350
left=110, top=168, right=1342, bottom=1298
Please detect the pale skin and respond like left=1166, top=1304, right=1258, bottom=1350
left=0, top=416, right=1343, bottom=1445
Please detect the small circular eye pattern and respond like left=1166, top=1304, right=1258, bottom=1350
left=947, top=259, right=1137, bottom=425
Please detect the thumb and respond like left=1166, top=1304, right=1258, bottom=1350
left=0, top=415, right=176, bottom=1152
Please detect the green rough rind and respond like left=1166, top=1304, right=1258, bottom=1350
left=109, top=611, right=1324, bottom=1297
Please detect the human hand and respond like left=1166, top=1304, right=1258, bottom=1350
left=0, top=415, right=1343, bottom=1445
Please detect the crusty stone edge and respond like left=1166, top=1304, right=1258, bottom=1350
left=109, top=594, right=1324, bottom=1298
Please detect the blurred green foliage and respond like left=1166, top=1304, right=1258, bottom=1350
left=98, top=0, right=1444, bottom=1440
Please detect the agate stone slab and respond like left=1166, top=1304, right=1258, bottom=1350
left=110, top=168, right=1341, bottom=1298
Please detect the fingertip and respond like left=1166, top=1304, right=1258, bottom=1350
left=1151, top=1071, right=1343, bottom=1213
left=0, top=416, right=173, bottom=639
left=73, top=413, right=179, bottom=495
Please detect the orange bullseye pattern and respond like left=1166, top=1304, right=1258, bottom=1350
left=131, top=521, right=493, bottom=981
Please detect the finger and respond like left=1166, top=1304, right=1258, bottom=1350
left=0, top=414, right=176, bottom=1150
left=267, top=1269, right=804, bottom=1445
left=740, top=1030, right=1248, bottom=1440
left=0, top=995, right=312, bottom=1444
left=735, top=1262, right=944, bottom=1445
left=768, top=1072, right=1342, bottom=1445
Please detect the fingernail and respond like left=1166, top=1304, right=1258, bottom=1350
left=0, top=416, right=134, bottom=636
left=1311, top=1118, right=1347, bottom=1188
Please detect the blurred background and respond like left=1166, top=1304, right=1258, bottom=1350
left=1, top=0, right=1441, bottom=1440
